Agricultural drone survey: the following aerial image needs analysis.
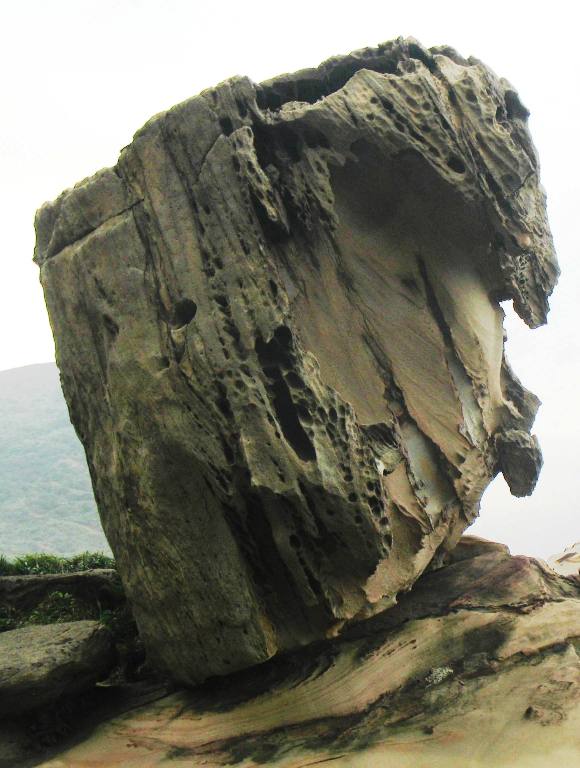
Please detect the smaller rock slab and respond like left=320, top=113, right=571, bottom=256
left=0, top=620, right=115, bottom=716
left=0, top=569, right=123, bottom=613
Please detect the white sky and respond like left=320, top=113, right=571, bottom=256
left=1, top=0, right=578, bottom=557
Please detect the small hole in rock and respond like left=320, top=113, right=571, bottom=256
left=103, top=314, right=119, bottom=338
left=172, top=299, right=197, bottom=327
left=446, top=155, right=466, bottom=174
left=285, top=371, right=305, bottom=389
left=215, top=294, right=229, bottom=309
left=219, top=116, right=234, bottom=136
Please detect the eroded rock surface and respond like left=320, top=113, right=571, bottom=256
left=35, top=539, right=580, bottom=768
left=0, top=621, right=115, bottom=716
left=549, top=542, right=580, bottom=578
left=35, top=38, right=558, bottom=684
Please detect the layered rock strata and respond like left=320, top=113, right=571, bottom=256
left=34, top=539, right=580, bottom=768
left=35, top=38, right=558, bottom=684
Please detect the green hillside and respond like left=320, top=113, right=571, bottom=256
left=0, top=363, right=110, bottom=556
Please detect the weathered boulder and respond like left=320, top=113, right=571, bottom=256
left=0, top=621, right=115, bottom=715
left=35, top=38, right=558, bottom=685
left=0, top=569, right=123, bottom=614
left=36, top=539, right=580, bottom=768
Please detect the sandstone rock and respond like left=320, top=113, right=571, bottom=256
left=0, top=569, right=123, bottom=614
left=35, top=37, right=558, bottom=684
left=549, top=542, right=580, bottom=577
left=37, top=539, right=580, bottom=768
left=0, top=621, right=115, bottom=715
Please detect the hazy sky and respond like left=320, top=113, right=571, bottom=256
left=1, top=0, right=578, bottom=557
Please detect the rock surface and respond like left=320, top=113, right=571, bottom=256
left=35, top=539, right=580, bottom=768
left=549, top=542, right=580, bottom=578
left=0, top=569, right=122, bottom=614
left=35, top=38, right=558, bottom=684
left=0, top=620, right=115, bottom=715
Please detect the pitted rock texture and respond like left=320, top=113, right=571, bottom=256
left=35, top=38, right=558, bottom=685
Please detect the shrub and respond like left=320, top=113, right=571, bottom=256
left=10, top=553, right=68, bottom=575
left=0, top=606, right=17, bottom=631
left=26, top=591, right=93, bottom=625
left=0, top=551, right=115, bottom=576
left=63, top=551, right=116, bottom=572
left=0, top=555, right=18, bottom=576
left=0, top=551, right=120, bottom=634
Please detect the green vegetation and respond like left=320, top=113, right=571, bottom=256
left=25, top=591, right=92, bottom=625
left=0, top=551, right=116, bottom=632
left=0, top=548, right=143, bottom=684
left=0, top=551, right=131, bottom=642
left=0, top=551, right=115, bottom=576
left=0, top=586, right=103, bottom=633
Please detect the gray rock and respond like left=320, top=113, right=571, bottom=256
left=34, top=38, right=557, bottom=685
left=0, top=569, right=122, bottom=613
left=0, top=621, right=115, bottom=715
left=495, top=428, right=543, bottom=496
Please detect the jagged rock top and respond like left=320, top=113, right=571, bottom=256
left=35, top=37, right=558, bottom=326
left=35, top=38, right=557, bottom=685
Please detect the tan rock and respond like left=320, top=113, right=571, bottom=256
left=36, top=540, right=580, bottom=767
left=35, top=38, right=558, bottom=684
left=548, top=542, right=580, bottom=577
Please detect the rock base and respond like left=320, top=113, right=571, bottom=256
left=21, top=538, right=580, bottom=768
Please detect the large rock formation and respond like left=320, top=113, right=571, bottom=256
left=33, top=538, right=580, bottom=768
left=34, top=38, right=558, bottom=685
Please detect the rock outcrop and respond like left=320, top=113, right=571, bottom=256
left=34, top=38, right=558, bottom=685
left=35, top=538, right=580, bottom=768
left=0, top=621, right=115, bottom=716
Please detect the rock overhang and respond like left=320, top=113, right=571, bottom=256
left=34, top=37, right=558, bottom=685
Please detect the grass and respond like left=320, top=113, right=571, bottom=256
left=0, top=551, right=115, bottom=576
left=0, top=588, right=102, bottom=632
left=0, top=551, right=120, bottom=633
left=0, top=548, right=145, bottom=693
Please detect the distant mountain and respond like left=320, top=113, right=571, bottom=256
left=0, top=363, right=110, bottom=556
